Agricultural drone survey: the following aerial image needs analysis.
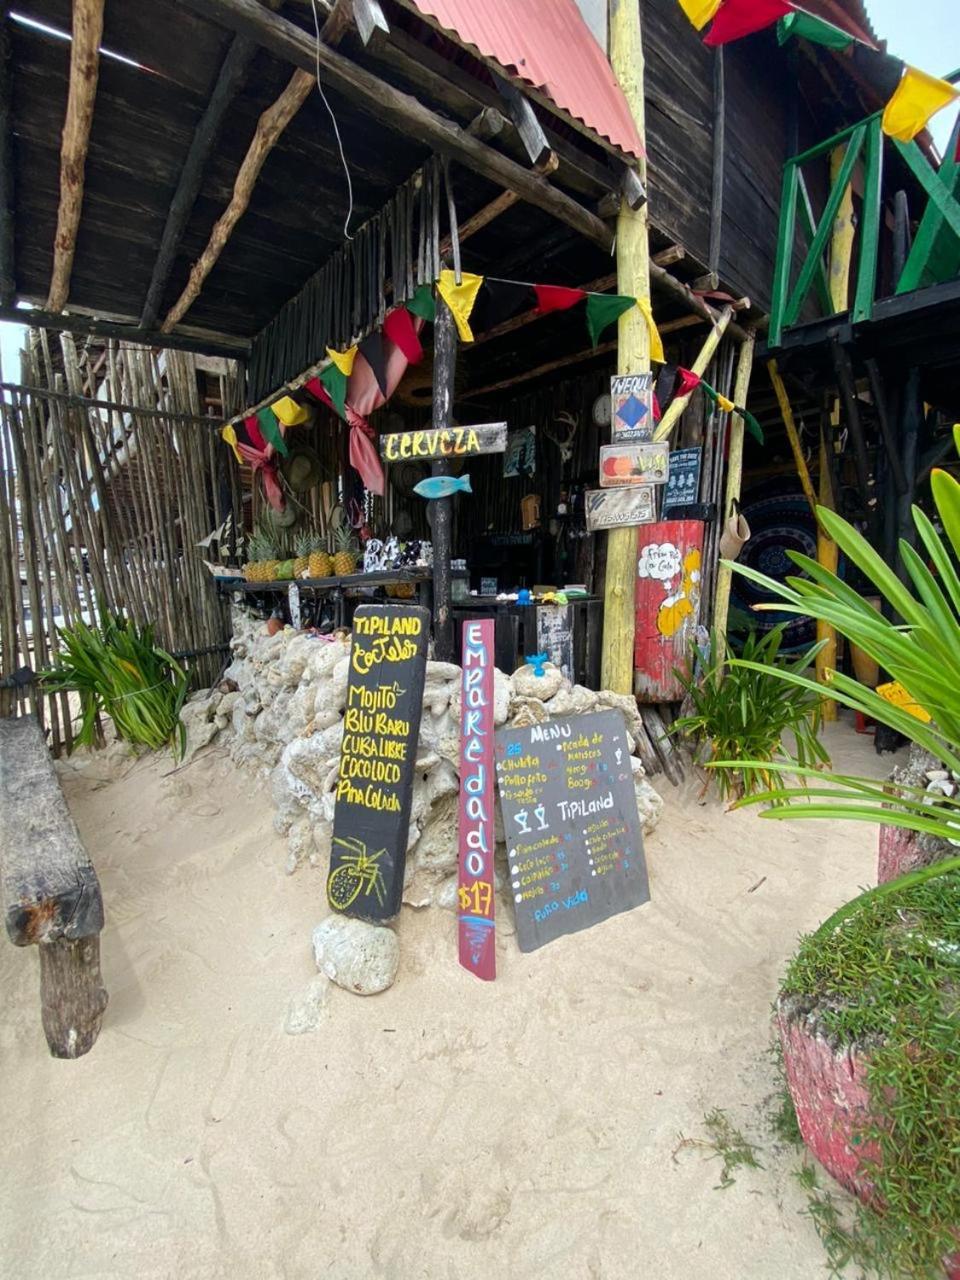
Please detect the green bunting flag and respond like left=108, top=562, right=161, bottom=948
left=777, top=11, right=854, bottom=50
left=256, top=406, right=288, bottom=456
left=702, top=381, right=765, bottom=444
left=406, top=283, right=436, bottom=324
left=320, top=362, right=348, bottom=419
left=585, top=293, right=637, bottom=347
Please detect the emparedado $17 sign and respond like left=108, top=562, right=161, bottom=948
left=458, top=619, right=496, bottom=980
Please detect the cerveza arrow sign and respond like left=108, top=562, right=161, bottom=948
left=379, top=423, right=507, bottom=461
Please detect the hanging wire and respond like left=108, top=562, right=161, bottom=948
left=310, top=0, right=355, bottom=240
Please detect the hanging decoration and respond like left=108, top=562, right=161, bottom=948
left=382, top=306, right=423, bottom=363
left=326, top=345, right=358, bottom=377
left=255, top=406, right=289, bottom=457
left=406, top=282, right=436, bottom=323
left=882, top=67, right=960, bottom=144
left=703, top=0, right=792, bottom=48
left=585, top=293, right=637, bottom=347
left=533, top=284, right=588, bottom=314
left=358, top=331, right=390, bottom=397
left=271, top=395, right=309, bottom=427
left=221, top=424, right=243, bottom=465
left=776, top=11, right=854, bottom=52
left=319, top=362, right=348, bottom=418
left=678, top=0, right=722, bottom=31
left=436, top=269, right=485, bottom=341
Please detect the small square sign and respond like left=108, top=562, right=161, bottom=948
left=611, top=373, right=655, bottom=442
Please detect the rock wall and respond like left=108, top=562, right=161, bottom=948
left=180, top=608, right=664, bottom=911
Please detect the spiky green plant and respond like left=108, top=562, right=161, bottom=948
left=42, top=617, right=188, bottom=758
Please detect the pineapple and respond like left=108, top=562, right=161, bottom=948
left=332, top=523, right=359, bottom=576
left=244, top=530, right=269, bottom=582
left=308, top=534, right=332, bottom=579
left=293, top=532, right=312, bottom=580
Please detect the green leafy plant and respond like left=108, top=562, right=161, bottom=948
left=672, top=625, right=829, bottom=801
left=43, top=617, right=188, bottom=758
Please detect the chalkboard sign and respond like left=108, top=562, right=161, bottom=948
left=328, top=604, right=429, bottom=922
left=536, top=604, right=573, bottom=680
left=662, top=446, right=702, bottom=514
left=495, top=710, right=650, bottom=952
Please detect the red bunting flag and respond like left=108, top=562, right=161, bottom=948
left=383, top=306, right=424, bottom=364
left=243, top=413, right=267, bottom=453
left=704, top=0, right=794, bottom=47
left=533, top=284, right=587, bottom=314
left=674, top=368, right=702, bottom=398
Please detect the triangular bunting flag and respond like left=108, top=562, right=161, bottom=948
left=716, top=392, right=736, bottom=413
left=776, top=10, right=853, bottom=50
left=742, top=409, right=765, bottom=444
left=319, top=363, right=348, bottom=419
left=585, top=293, right=636, bottom=347
left=272, top=394, right=309, bottom=426
left=358, top=331, right=389, bottom=397
left=635, top=297, right=665, bottom=363
left=243, top=413, right=267, bottom=452
left=221, top=424, right=243, bottom=465
left=469, top=279, right=536, bottom=333
left=674, top=368, right=702, bottom=398
left=678, top=0, right=722, bottom=30
left=437, top=270, right=485, bottom=342
left=406, top=283, right=436, bottom=323
left=882, top=66, right=960, bottom=143
left=326, top=345, right=358, bottom=378
left=705, top=0, right=794, bottom=47
left=383, top=307, right=424, bottom=364
left=533, top=284, right=587, bottom=315
left=256, top=407, right=289, bottom=456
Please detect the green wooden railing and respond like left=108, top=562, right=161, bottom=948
left=768, top=106, right=960, bottom=349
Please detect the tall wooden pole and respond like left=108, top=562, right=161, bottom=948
left=431, top=294, right=457, bottom=662
left=602, top=0, right=649, bottom=695
left=712, top=331, right=756, bottom=647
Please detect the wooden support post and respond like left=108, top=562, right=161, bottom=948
left=39, top=936, right=108, bottom=1059
left=431, top=295, right=457, bottom=662
left=162, top=67, right=314, bottom=331
left=0, top=6, right=15, bottom=307
left=652, top=305, right=734, bottom=443
left=767, top=359, right=819, bottom=517
left=712, top=331, right=756, bottom=647
left=600, top=0, right=649, bottom=695
left=46, top=0, right=105, bottom=312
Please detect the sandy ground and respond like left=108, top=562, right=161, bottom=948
left=0, top=722, right=891, bottom=1280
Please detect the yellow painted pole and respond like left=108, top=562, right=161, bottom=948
left=652, top=305, right=734, bottom=443
left=712, top=330, right=756, bottom=648
left=767, top=359, right=819, bottom=517
left=602, top=0, right=650, bottom=694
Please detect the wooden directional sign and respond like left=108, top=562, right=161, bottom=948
left=585, top=485, right=656, bottom=532
left=458, top=619, right=496, bottom=981
left=599, top=441, right=669, bottom=487
left=328, top=604, right=429, bottom=922
left=495, top=710, right=651, bottom=953
left=610, top=372, right=655, bottom=442
left=380, top=422, right=506, bottom=461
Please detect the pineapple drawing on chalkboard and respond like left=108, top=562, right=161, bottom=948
left=328, top=836, right=387, bottom=911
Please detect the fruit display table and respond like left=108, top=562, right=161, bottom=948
left=218, top=568, right=465, bottom=629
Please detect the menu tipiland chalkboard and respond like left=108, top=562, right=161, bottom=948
left=328, top=604, right=429, bottom=922
left=495, top=710, right=650, bottom=952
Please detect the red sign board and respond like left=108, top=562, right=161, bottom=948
left=634, top=520, right=706, bottom=703
left=458, top=619, right=496, bottom=980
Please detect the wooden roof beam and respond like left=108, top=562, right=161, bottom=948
left=0, top=304, right=250, bottom=359
left=46, top=0, right=105, bottom=313
left=178, top=0, right=613, bottom=251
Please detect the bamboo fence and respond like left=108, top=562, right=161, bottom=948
left=0, top=329, right=242, bottom=753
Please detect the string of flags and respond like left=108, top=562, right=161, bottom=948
left=677, top=0, right=960, bottom=144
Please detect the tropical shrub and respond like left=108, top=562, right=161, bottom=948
left=43, top=617, right=188, bottom=758
left=672, top=625, right=829, bottom=801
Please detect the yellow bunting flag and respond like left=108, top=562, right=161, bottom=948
left=716, top=392, right=736, bottom=413
left=882, top=66, right=960, bottom=143
left=678, top=0, right=722, bottom=30
left=221, top=424, right=243, bottom=465
left=271, top=395, right=309, bottom=427
left=437, top=270, right=484, bottom=342
left=635, top=297, right=665, bottom=364
left=326, top=345, right=358, bottom=377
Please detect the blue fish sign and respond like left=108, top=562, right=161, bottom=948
left=413, top=474, right=473, bottom=500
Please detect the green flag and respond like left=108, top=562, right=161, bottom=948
left=777, top=11, right=854, bottom=50
left=406, top=283, right=436, bottom=324
left=320, top=362, right=348, bottom=419
left=256, top=406, right=288, bottom=456
left=585, top=293, right=636, bottom=347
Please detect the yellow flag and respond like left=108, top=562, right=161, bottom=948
left=716, top=393, right=736, bottom=413
left=678, top=0, right=721, bottom=30
left=326, top=345, right=358, bottom=377
left=882, top=66, right=960, bottom=143
left=636, top=297, right=665, bottom=364
left=437, top=270, right=484, bottom=342
left=221, top=424, right=243, bottom=465
left=271, top=395, right=309, bottom=426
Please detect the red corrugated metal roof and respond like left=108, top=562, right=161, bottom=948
left=407, top=0, right=644, bottom=158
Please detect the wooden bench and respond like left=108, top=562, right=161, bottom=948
left=0, top=716, right=107, bottom=1057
